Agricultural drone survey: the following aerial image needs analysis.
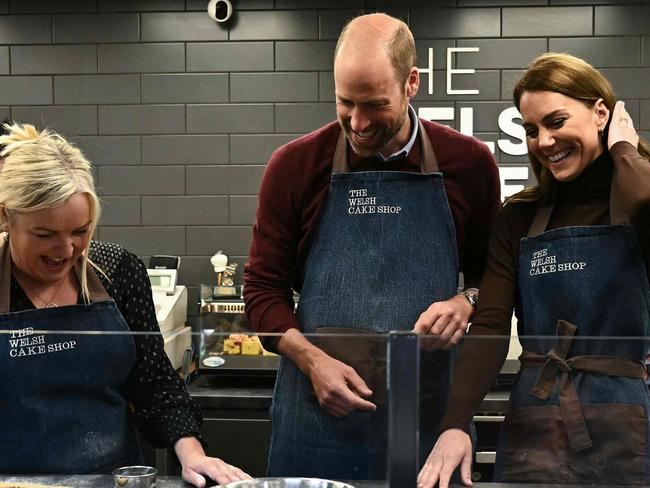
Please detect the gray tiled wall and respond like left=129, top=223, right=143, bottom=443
left=1, top=1, right=649, bottom=303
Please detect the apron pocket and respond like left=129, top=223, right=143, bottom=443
left=501, top=405, right=570, bottom=483
left=568, top=403, right=646, bottom=485
left=502, top=403, right=647, bottom=484
left=310, top=327, right=387, bottom=406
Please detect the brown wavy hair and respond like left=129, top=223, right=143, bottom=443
left=508, top=52, right=650, bottom=204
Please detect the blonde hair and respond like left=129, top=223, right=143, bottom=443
left=0, top=123, right=101, bottom=302
left=509, top=52, right=650, bottom=204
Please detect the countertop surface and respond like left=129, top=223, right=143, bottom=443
left=2, top=476, right=635, bottom=488
left=0, top=476, right=387, bottom=487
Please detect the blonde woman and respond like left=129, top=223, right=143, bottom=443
left=0, top=123, right=251, bottom=486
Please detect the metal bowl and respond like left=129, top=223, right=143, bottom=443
left=112, top=465, right=157, bottom=488
left=222, top=478, right=355, bottom=488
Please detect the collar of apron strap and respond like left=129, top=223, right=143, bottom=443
left=0, top=235, right=110, bottom=314
left=0, top=233, right=10, bottom=313
left=526, top=175, right=629, bottom=238
left=332, top=121, right=439, bottom=174
left=519, top=318, right=646, bottom=452
left=74, top=258, right=111, bottom=303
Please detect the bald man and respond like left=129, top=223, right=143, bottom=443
left=244, top=13, right=501, bottom=479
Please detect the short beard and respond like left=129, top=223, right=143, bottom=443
left=341, top=106, right=408, bottom=159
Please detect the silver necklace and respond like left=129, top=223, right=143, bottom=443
left=31, top=276, right=68, bottom=308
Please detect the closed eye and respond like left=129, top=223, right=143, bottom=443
left=549, top=117, right=566, bottom=129
left=524, top=127, right=538, bottom=138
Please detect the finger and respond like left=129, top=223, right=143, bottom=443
left=618, top=102, right=634, bottom=127
left=339, top=382, right=376, bottom=412
left=428, top=314, right=454, bottom=349
left=429, top=311, right=456, bottom=336
left=346, top=369, right=373, bottom=398
left=232, top=467, right=254, bottom=481
left=204, top=462, right=238, bottom=485
left=438, top=464, right=455, bottom=488
left=413, top=314, right=433, bottom=335
left=321, top=395, right=349, bottom=417
left=612, top=100, right=623, bottom=119
left=419, top=334, right=436, bottom=351
left=460, top=451, right=474, bottom=486
left=182, top=468, right=206, bottom=488
left=437, top=317, right=462, bottom=344
left=443, top=328, right=466, bottom=350
left=418, top=460, right=441, bottom=488
left=327, top=404, right=348, bottom=417
left=350, top=394, right=377, bottom=412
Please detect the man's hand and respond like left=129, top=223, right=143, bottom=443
left=308, top=350, right=377, bottom=417
left=175, top=437, right=252, bottom=487
left=417, top=429, right=473, bottom=488
left=412, top=295, right=473, bottom=350
left=277, top=328, right=376, bottom=418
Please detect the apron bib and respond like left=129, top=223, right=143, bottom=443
left=0, top=236, right=142, bottom=473
left=267, top=125, right=459, bottom=479
left=495, top=193, right=650, bottom=484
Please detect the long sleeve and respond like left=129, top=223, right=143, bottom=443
left=610, top=141, right=650, bottom=275
left=457, top=140, right=502, bottom=289
left=243, top=143, right=303, bottom=341
left=100, top=245, right=203, bottom=448
left=440, top=207, right=519, bottom=433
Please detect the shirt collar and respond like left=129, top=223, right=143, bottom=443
left=376, top=105, right=419, bottom=162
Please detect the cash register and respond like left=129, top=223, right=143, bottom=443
left=147, top=255, right=191, bottom=370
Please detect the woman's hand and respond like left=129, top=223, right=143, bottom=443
left=608, top=101, right=639, bottom=150
left=417, top=428, right=473, bottom=488
left=175, top=436, right=253, bottom=487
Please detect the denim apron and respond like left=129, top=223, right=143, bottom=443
left=495, top=189, right=650, bottom=484
left=267, top=124, right=459, bottom=479
left=0, top=235, right=142, bottom=473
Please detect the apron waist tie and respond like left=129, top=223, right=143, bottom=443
left=519, top=319, right=646, bottom=452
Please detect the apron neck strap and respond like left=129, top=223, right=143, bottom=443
left=74, top=258, right=111, bottom=303
left=418, top=123, right=439, bottom=173
left=0, top=233, right=10, bottom=314
left=527, top=182, right=629, bottom=237
left=527, top=203, right=555, bottom=237
left=332, top=119, right=439, bottom=174
left=0, top=235, right=110, bottom=314
left=332, top=130, right=349, bottom=173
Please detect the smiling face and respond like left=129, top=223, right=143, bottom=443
left=7, top=192, right=92, bottom=285
left=334, top=46, right=418, bottom=158
left=520, top=90, right=609, bottom=182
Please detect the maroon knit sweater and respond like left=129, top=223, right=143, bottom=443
left=244, top=119, right=501, bottom=338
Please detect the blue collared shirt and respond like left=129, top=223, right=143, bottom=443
left=376, top=104, right=419, bottom=162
